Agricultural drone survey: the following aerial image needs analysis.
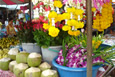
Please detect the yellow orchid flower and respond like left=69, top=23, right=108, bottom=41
left=68, top=30, right=80, bottom=36
left=43, top=23, right=51, bottom=30
left=73, top=30, right=80, bottom=36
left=48, top=26, right=60, bottom=37
left=62, top=13, right=70, bottom=19
left=68, top=30, right=73, bottom=36
left=92, top=7, right=96, bottom=12
left=75, top=9, right=84, bottom=15
left=74, top=21, right=84, bottom=29
left=62, top=25, right=71, bottom=31
left=67, top=7, right=76, bottom=13
left=67, top=19, right=77, bottom=26
left=55, top=14, right=64, bottom=22
left=48, top=11, right=57, bottom=18
left=54, top=0, right=63, bottom=8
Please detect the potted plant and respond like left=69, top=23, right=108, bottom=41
left=15, top=21, right=41, bottom=53
left=52, top=34, right=115, bottom=77
left=32, top=0, right=71, bottom=64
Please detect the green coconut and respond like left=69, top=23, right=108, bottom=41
left=13, top=63, right=28, bottom=77
left=27, top=52, right=41, bottom=67
left=25, top=67, right=41, bottom=77
left=9, top=61, right=18, bottom=72
left=16, top=51, right=29, bottom=63
left=8, top=48, right=19, bottom=60
left=39, top=62, right=51, bottom=71
left=41, top=69, right=58, bottom=77
left=0, top=58, right=11, bottom=70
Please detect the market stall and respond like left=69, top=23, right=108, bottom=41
left=0, top=0, right=115, bottom=77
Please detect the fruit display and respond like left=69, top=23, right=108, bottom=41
left=13, top=63, right=29, bottom=77
left=8, top=48, right=19, bottom=60
left=0, top=49, right=9, bottom=59
left=39, top=62, right=51, bottom=71
left=41, top=69, right=58, bottom=77
left=16, top=52, right=29, bottom=63
left=25, top=67, right=41, bottom=77
left=0, top=58, right=11, bottom=70
left=0, top=37, right=19, bottom=59
left=0, top=50, right=58, bottom=77
left=9, top=61, right=18, bottom=72
left=27, top=52, right=42, bottom=67
left=0, top=37, right=19, bottom=49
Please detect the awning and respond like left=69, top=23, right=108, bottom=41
left=0, top=0, right=29, bottom=5
left=0, top=3, right=29, bottom=10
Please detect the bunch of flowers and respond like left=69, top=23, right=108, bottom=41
left=56, top=39, right=115, bottom=68
left=56, top=45, right=105, bottom=68
left=32, top=0, right=113, bottom=48
left=92, top=3, right=113, bottom=31
left=15, top=21, right=35, bottom=43
left=33, top=0, right=70, bottom=47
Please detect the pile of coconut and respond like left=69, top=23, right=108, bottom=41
left=0, top=48, right=58, bottom=77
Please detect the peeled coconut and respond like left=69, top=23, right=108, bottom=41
left=13, top=63, right=28, bottom=77
left=8, top=48, right=19, bottom=60
left=39, top=62, right=51, bottom=71
left=16, top=51, right=29, bottom=63
left=9, top=61, right=18, bottom=72
left=0, top=58, right=11, bottom=70
left=41, top=69, right=58, bottom=77
left=27, top=52, right=41, bottom=67
left=25, top=67, right=41, bottom=77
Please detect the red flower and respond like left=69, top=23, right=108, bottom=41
left=39, top=2, right=44, bottom=5
left=42, top=19, right=48, bottom=23
left=83, top=6, right=86, bottom=9
left=39, top=15, right=45, bottom=21
left=33, top=23, right=39, bottom=31
left=96, top=11, right=100, bottom=15
left=39, top=24, right=43, bottom=30
left=93, top=17, right=96, bottom=20
left=37, top=3, right=40, bottom=8
left=59, top=24, right=63, bottom=29
left=32, top=19, right=40, bottom=23
left=19, top=25, right=22, bottom=30
left=55, top=22, right=60, bottom=28
left=33, top=5, right=37, bottom=9
left=44, top=6, right=51, bottom=11
left=80, top=3, right=83, bottom=6
left=24, top=25, right=27, bottom=29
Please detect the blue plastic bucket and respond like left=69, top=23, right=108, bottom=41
left=52, top=57, right=101, bottom=77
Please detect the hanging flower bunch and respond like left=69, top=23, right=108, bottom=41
left=33, top=0, right=70, bottom=47
left=62, top=7, right=84, bottom=36
left=93, top=2, right=113, bottom=31
left=32, top=0, right=113, bottom=47
left=41, top=0, right=85, bottom=37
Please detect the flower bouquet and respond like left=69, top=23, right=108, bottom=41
left=52, top=34, right=115, bottom=77
left=15, top=21, right=41, bottom=53
left=15, top=21, right=35, bottom=43
left=32, top=0, right=113, bottom=47
left=32, top=0, right=70, bottom=48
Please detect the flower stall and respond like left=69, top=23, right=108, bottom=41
left=0, top=0, right=114, bottom=77
left=31, top=0, right=114, bottom=77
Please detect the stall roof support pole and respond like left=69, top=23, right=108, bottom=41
left=86, top=0, right=93, bottom=77
left=29, top=0, right=32, bottom=21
